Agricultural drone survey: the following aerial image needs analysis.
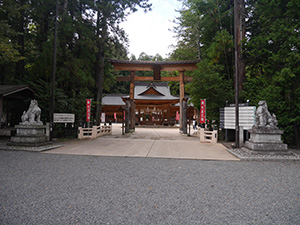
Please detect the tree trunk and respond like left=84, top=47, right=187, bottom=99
left=197, top=40, right=201, bottom=60
left=294, top=122, right=300, bottom=149
left=63, top=0, right=68, bottom=14
left=95, top=10, right=107, bottom=125
left=15, top=0, right=25, bottom=79
left=237, top=0, right=246, bottom=91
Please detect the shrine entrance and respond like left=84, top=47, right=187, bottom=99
left=125, top=82, right=189, bottom=126
left=109, top=59, right=199, bottom=133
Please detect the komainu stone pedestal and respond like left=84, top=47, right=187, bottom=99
left=2, top=124, right=61, bottom=152
left=245, top=128, right=287, bottom=152
left=1, top=99, right=61, bottom=151
left=8, top=125, right=48, bottom=147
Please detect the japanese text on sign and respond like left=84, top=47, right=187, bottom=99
left=86, top=99, right=91, bottom=122
left=54, top=113, right=75, bottom=123
left=200, top=99, right=206, bottom=124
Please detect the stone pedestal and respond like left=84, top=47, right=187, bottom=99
left=8, top=125, right=48, bottom=147
left=245, top=127, right=287, bottom=152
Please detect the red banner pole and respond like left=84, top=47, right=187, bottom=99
left=86, top=99, right=92, bottom=128
left=200, top=99, right=206, bottom=125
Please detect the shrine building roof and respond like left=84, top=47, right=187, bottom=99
left=102, top=82, right=180, bottom=106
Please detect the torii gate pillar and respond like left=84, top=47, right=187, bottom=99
left=179, top=70, right=185, bottom=130
left=129, top=71, right=135, bottom=130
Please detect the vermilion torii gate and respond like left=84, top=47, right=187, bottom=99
left=109, top=59, right=199, bottom=131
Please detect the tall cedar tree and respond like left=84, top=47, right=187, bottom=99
left=244, top=0, right=300, bottom=148
left=0, top=0, right=148, bottom=128
left=94, top=0, right=151, bottom=125
left=171, top=0, right=235, bottom=123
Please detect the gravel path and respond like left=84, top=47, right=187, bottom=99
left=0, top=150, right=300, bottom=224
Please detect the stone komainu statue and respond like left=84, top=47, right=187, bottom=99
left=254, top=100, right=277, bottom=129
left=20, top=100, right=43, bottom=125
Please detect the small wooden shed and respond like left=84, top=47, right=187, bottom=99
left=0, top=85, right=35, bottom=132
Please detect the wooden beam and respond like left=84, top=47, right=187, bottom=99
left=113, top=64, right=198, bottom=72
left=153, top=65, right=161, bottom=80
left=113, top=64, right=153, bottom=71
left=112, top=61, right=199, bottom=72
left=116, top=76, right=131, bottom=81
left=135, top=76, right=154, bottom=81
left=160, top=64, right=198, bottom=71
left=116, top=76, right=193, bottom=82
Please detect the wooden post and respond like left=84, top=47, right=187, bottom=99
left=0, top=95, right=3, bottom=129
left=125, top=100, right=130, bottom=133
left=179, top=70, right=185, bottom=130
left=51, top=0, right=58, bottom=135
left=122, top=110, right=125, bottom=135
left=234, top=0, right=240, bottom=148
left=130, top=71, right=135, bottom=130
left=138, top=109, right=140, bottom=125
left=167, top=105, right=170, bottom=126
left=236, top=0, right=245, bottom=91
left=159, top=110, right=162, bottom=124
left=182, top=98, right=188, bottom=134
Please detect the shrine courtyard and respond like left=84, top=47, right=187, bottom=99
left=45, top=124, right=239, bottom=161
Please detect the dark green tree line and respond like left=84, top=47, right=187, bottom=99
left=1, top=0, right=151, bottom=126
left=171, top=0, right=235, bottom=122
left=243, top=0, right=300, bottom=148
left=171, top=0, right=300, bottom=147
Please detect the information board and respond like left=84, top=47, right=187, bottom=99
left=54, top=113, right=75, bottom=123
left=220, top=106, right=256, bottom=130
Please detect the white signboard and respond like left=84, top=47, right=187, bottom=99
left=54, top=113, right=75, bottom=123
left=101, top=113, right=105, bottom=123
left=223, top=106, right=256, bottom=130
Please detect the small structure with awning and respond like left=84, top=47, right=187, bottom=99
left=0, top=85, right=35, bottom=133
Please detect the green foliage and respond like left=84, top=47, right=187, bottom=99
left=0, top=0, right=151, bottom=136
left=170, top=0, right=235, bottom=125
left=188, top=59, right=233, bottom=122
left=171, top=0, right=299, bottom=148
left=171, top=0, right=234, bottom=60
left=243, top=0, right=300, bottom=148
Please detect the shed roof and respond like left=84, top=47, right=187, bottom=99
left=102, top=94, right=126, bottom=106
left=0, top=85, right=34, bottom=98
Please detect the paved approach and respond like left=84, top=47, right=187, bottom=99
left=45, top=124, right=239, bottom=161
left=0, top=150, right=299, bottom=224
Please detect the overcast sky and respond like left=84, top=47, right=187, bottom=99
left=120, top=0, right=182, bottom=58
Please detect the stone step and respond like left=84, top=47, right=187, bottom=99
left=11, top=136, right=48, bottom=143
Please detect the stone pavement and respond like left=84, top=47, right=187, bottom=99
left=45, top=124, right=239, bottom=161
left=1, top=150, right=299, bottom=224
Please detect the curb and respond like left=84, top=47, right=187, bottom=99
left=226, top=148, right=300, bottom=162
